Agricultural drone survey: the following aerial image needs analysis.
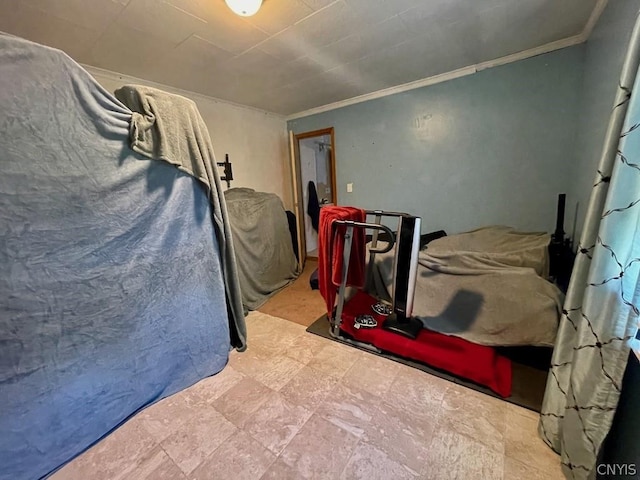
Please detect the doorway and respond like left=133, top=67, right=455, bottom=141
left=290, top=128, right=337, bottom=263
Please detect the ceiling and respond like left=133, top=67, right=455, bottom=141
left=0, top=0, right=600, bottom=116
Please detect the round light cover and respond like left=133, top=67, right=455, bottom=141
left=225, top=0, right=263, bottom=16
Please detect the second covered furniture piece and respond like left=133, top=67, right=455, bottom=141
left=224, top=187, right=300, bottom=310
left=370, top=226, right=564, bottom=347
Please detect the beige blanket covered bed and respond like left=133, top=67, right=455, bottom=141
left=370, top=226, right=563, bottom=347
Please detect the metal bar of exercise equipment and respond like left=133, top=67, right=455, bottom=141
left=328, top=209, right=421, bottom=350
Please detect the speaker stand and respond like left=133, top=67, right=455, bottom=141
left=382, top=313, right=423, bottom=339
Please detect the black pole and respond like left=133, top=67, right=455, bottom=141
left=554, top=193, right=566, bottom=241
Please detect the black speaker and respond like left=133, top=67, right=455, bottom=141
left=383, top=215, right=424, bottom=339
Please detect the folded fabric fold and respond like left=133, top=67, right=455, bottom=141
left=318, top=206, right=367, bottom=316
left=114, top=84, right=246, bottom=350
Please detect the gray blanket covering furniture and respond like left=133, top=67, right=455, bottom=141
left=114, top=85, right=246, bottom=349
left=371, top=226, right=563, bottom=347
left=0, top=33, right=243, bottom=480
left=224, top=188, right=299, bottom=310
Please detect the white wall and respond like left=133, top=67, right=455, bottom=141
left=314, top=134, right=332, bottom=203
left=85, top=66, right=292, bottom=209
left=299, top=140, right=318, bottom=253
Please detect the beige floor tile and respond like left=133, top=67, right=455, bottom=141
left=342, top=353, right=401, bottom=397
left=186, top=365, right=245, bottom=403
left=247, top=311, right=306, bottom=337
left=283, top=332, right=331, bottom=365
left=228, top=347, right=273, bottom=377
left=128, top=447, right=187, bottom=480
left=315, top=383, right=379, bottom=438
left=307, top=342, right=365, bottom=379
left=137, top=392, right=203, bottom=443
left=259, top=458, right=306, bottom=480
left=423, top=426, right=504, bottom=480
left=51, top=416, right=157, bottom=480
left=50, top=311, right=565, bottom=480
left=279, top=365, right=339, bottom=411
left=160, top=406, right=237, bottom=475
left=340, top=441, right=419, bottom=480
left=277, top=316, right=308, bottom=336
left=503, top=456, right=564, bottom=480
left=190, top=430, right=276, bottom=480
left=245, top=312, right=304, bottom=354
left=364, top=399, right=438, bottom=473
left=211, top=377, right=274, bottom=426
left=438, top=383, right=507, bottom=454
left=252, top=353, right=306, bottom=391
left=504, top=406, right=561, bottom=476
left=380, top=366, right=449, bottom=421
left=507, top=402, right=540, bottom=419
left=240, top=391, right=313, bottom=455
left=279, top=414, right=360, bottom=479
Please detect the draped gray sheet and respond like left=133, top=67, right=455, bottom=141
left=224, top=188, right=299, bottom=310
left=0, top=34, right=232, bottom=479
left=370, top=226, right=563, bottom=347
left=113, top=85, right=246, bottom=349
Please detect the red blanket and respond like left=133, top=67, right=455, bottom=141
left=318, top=206, right=366, bottom=316
left=340, top=291, right=512, bottom=397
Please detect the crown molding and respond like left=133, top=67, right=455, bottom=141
left=581, top=0, right=609, bottom=42
left=286, top=0, right=609, bottom=121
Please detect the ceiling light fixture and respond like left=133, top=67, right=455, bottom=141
left=225, top=0, right=263, bottom=16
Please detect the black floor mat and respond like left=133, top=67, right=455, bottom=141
left=307, top=314, right=550, bottom=412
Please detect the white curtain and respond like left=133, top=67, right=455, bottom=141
left=539, top=13, right=640, bottom=479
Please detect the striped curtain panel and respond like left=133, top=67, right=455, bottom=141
left=538, top=13, right=640, bottom=479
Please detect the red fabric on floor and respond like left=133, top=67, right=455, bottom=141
left=318, top=206, right=366, bottom=316
left=340, top=291, right=512, bottom=397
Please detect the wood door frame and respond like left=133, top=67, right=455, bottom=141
left=294, top=127, right=337, bottom=206
left=289, top=131, right=306, bottom=270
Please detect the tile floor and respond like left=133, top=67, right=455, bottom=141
left=52, top=312, right=563, bottom=480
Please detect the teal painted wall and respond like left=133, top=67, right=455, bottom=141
left=570, top=0, right=640, bottom=238
left=577, top=2, right=640, bottom=473
left=289, top=48, right=583, bottom=235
